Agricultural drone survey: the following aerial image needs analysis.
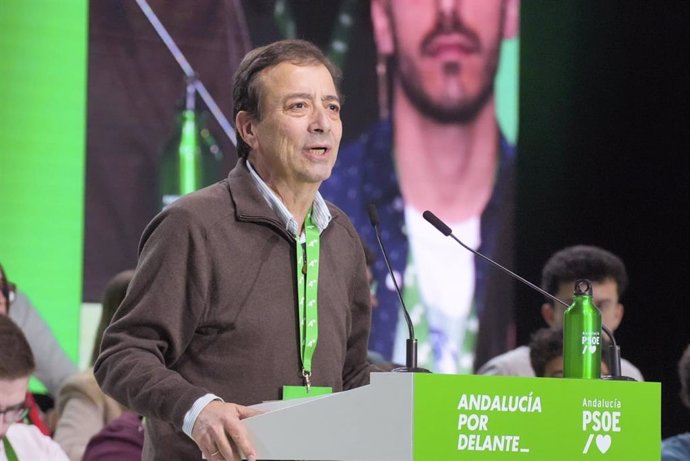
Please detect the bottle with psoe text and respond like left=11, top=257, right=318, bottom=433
left=563, top=279, right=602, bottom=379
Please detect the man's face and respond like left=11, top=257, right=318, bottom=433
left=543, top=279, right=624, bottom=331
left=239, top=62, right=342, bottom=190
left=0, top=377, right=28, bottom=439
left=377, top=0, right=509, bottom=123
left=544, top=356, right=564, bottom=378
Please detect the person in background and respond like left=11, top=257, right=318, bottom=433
left=0, top=315, right=69, bottom=460
left=478, top=245, right=643, bottom=381
left=95, top=39, right=373, bottom=460
left=81, top=410, right=144, bottom=461
left=661, top=344, right=690, bottom=460
left=528, top=327, right=609, bottom=378
left=1, top=262, right=78, bottom=431
left=320, top=0, right=520, bottom=374
left=53, top=270, right=133, bottom=461
left=528, top=327, right=565, bottom=378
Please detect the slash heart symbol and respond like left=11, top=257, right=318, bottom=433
left=596, top=434, right=611, bottom=453
left=588, top=345, right=597, bottom=353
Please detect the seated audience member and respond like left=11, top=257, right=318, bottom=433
left=54, top=270, right=133, bottom=461
left=81, top=411, right=144, bottom=461
left=661, top=344, right=690, bottom=460
left=528, top=327, right=609, bottom=378
left=0, top=315, right=69, bottom=460
left=478, top=245, right=643, bottom=381
left=529, top=327, right=565, bottom=378
left=0, top=262, right=78, bottom=398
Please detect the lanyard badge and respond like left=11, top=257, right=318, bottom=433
left=283, top=208, right=332, bottom=399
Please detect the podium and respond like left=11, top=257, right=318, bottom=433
left=244, top=372, right=660, bottom=460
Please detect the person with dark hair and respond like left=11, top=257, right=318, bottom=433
left=95, top=39, right=372, bottom=460
left=478, top=245, right=643, bottom=380
left=0, top=262, right=77, bottom=399
left=0, top=315, right=68, bottom=460
left=528, top=327, right=565, bottom=378
left=54, top=270, right=133, bottom=461
left=529, top=327, right=610, bottom=378
left=661, top=344, right=690, bottom=460
left=81, top=410, right=144, bottom=461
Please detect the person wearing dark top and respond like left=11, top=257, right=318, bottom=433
left=661, top=344, right=690, bottom=460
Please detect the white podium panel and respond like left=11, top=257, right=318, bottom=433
left=244, top=373, right=413, bottom=461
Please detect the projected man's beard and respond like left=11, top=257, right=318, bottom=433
left=393, top=5, right=503, bottom=124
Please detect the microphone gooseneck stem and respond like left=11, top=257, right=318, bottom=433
left=449, top=231, right=569, bottom=309
left=368, top=204, right=429, bottom=372
left=372, top=225, right=415, bottom=348
left=406, top=339, right=418, bottom=371
left=422, top=210, right=623, bottom=379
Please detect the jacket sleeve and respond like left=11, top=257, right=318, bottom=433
left=93, top=205, right=212, bottom=430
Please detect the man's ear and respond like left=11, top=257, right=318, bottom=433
left=503, top=0, right=520, bottom=40
left=541, top=302, right=556, bottom=327
left=371, top=0, right=394, bottom=55
left=235, top=111, right=257, bottom=150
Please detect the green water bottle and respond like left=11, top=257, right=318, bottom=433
left=159, top=81, right=203, bottom=210
left=159, top=81, right=224, bottom=210
left=563, top=279, right=602, bottom=379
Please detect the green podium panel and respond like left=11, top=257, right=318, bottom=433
left=414, top=374, right=660, bottom=460
left=244, top=373, right=660, bottom=460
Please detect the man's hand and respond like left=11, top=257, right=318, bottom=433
left=192, top=400, right=262, bottom=461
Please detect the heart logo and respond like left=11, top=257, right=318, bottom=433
left=596, top=434, right=611, bottom=453
left=589, top=345, right=597, bottom=353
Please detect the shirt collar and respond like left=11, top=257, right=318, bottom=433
left=246, top=159, right=331, bottom=237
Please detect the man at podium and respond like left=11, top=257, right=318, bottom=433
left=95, top=39, right=373, bottom=461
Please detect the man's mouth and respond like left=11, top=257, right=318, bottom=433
left=307, top=147, right=328, bottom=156
left=425, top=34, right=479, bottom=57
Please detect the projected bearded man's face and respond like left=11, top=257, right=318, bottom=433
left=377, top=0, right=513, bottom=123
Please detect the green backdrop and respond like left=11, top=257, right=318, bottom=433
left=0, top=0, right=88, bottom=386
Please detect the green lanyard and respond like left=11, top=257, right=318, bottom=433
left=3, top=436, right=18, bottom=461
left=295, top=209, right=320, bottom=390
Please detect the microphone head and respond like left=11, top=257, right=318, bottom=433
left=367, top=203, right=380, bottom=227
left=422, top=210, right=452, bottom=236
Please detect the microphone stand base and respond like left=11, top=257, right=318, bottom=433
left=391, top=366, right=432, bottom=373
left=601, top=374, right=637, bottom=381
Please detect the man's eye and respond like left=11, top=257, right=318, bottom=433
left=328, top=104, right=340, bottom=112
left=597, top=301, right=612, bottom=310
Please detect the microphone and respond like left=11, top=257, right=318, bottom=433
left=367, top=204, right=430, bottom=373
left=422, top=210, right=628, bottom=380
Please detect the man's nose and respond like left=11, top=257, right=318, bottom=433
left=437, top=0, right=458, bottom=17
left=437, top=0, right=460, bottom=30
left=309, top=106, right=332, bottom=133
